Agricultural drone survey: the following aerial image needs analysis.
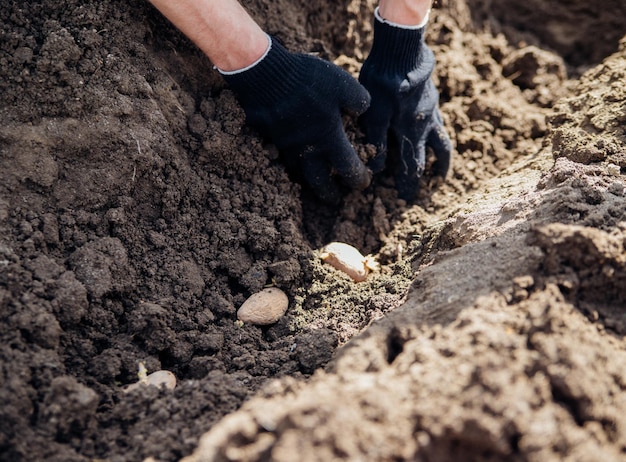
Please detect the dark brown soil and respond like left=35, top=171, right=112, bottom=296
left=1, top=1, right=625, bottom=461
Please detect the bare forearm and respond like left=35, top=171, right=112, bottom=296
left=378, top=0, right=433, bottom=25
left=148, top=0, right=269, bottom=71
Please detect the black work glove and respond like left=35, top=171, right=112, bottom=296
left=222, top=37, right=371, bottom=203
left=359, top=13, right=452, bottom=201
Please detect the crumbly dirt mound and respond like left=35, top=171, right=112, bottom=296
left=1, top=0, right=625, bottom=461
left=468, top=0, right=626, bottom=67
left=185, top=287, right=626, bottom=462
left=549, top=37, right=626, bottom=169
left=183, top=43, right=626, bottom=461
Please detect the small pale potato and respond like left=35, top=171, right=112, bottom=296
left=237, top=287, right=289, bottom=325
left=320, top=242, right=378, bottom=282
left=124, top=370, right=177, bottom=393
left=607, top=163, right=621, bottom=176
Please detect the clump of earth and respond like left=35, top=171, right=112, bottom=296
left=1, top=0, right=625, bottom=461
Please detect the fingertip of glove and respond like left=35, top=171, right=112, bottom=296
left=313, top=183, right=342, bottom=205
left=395, top=171, right=421, bottom=202
left=342, top=81, right=371, bottom=116
left=367, top=152, right=387, bottom=174
left=362, top=85, right=372, bottom=106
left=351, top=165, right=373, bottom=191
left=358, top=90, right=372, bottom=115
left=397, top=184, right=419, bottom=202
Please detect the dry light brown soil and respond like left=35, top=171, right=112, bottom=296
left=1, top=0, right=626, bottom=461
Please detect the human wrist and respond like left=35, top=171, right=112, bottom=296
left=218, top=34, right=272, bottom=74
left=375, top=6, right=430, bottom=29
left=212, top=29, right=270, bottom=72
left=377, top=0, right=431, bottom=27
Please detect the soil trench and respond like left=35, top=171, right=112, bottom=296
left=1, top=1, right=625, bottom=461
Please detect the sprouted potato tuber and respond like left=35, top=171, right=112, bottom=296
left=124, top=363, right=176, bottom=392
left=320, top=242, right=379, bottom=282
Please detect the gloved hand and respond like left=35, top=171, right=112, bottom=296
left=359, top=10, right=452, bottom=201
left=222, top=37, right=372, bottom=203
